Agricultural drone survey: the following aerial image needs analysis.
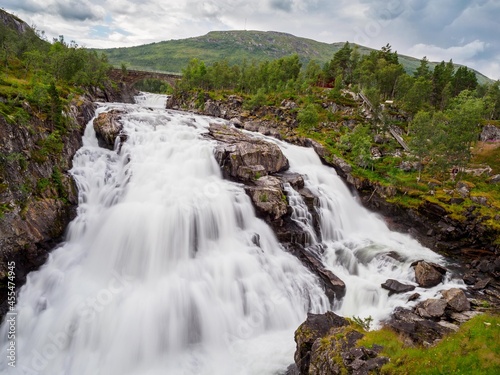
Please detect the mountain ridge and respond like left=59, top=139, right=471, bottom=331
left=95, top=30, right=492, bottom=85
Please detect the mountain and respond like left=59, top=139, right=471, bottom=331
left=95, top=30, right=492, bottom=85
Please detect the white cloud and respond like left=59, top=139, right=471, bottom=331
left=408, top=40, right=487, bottom=63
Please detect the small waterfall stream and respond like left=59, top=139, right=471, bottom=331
left=0, top=93, right=462, bottom=374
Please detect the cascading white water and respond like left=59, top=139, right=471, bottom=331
left=282, top=183, right=318, bottom=246
left=0, top=93, right=329, bottom=375
left=1, top=92, right=464, bottom=374
left=275, top=141, right=464, bottom=324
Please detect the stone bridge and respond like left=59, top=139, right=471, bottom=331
left=108, top=68, right=181, bottom=87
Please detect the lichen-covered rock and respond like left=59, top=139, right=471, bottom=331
left=93, top=110, right=125, bottom=149
left=294, top=312, right=388, bottom=375
left=294, top=312, right=349, bottom=374
left=209, top=123, right=289, bottom=181
left=417, top=298, right=448, bottom=318
left=441, top=288, right=470, bottom=312
left=413, top=260, right=446, bottom=288
left=480, top=124, right=500, bottom=141
left=0, top=96, right=95, bottom=316
left=246, top=176, right=287, bottom=220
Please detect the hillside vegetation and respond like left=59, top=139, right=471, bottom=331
left=0, top=9, right=111, bottom=219
left=96, top=30, right=491, bottom=84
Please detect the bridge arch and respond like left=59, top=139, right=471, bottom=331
left=108, top=68, right=181, bottom=88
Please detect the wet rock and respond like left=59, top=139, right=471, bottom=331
left=441, top=288, right=470, bottom=312
left=413, top=260, right=446, bottom=288
left=408, top=293, right=421, bottom=302
left=331, top=155, right=353, bottom=176
left=473, top=278, right=491, bottom=290
left=289, top=245, right=346, bottom=302
left=285, top=364, right=300, bottom=375
left=278, top=172, right=305, bottom=190
left=381, top=279, right=416, bottom=296
left=463, top=272, right=477, bottom=285
left=417, top=299, right=447, bottom=318
left=93, top=110, right=124, bottom=149
left=246, top=176, right=287, bottom=220
left=229, top=117, right=242, bottom=128
left=294, top=312, right=349, bottom=374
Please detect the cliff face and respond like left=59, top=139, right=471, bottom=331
left=0, top=9, right=30, bottom=34
left=0, top=96, right=95, bottom=312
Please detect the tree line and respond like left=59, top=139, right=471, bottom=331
left=175, top=42, right=500, bottom=178
left=1, top=20, right=111, bottom=131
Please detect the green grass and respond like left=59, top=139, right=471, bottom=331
left=472, top=142, right=500, bottom=174
left=359, top=314, right=500, bottom=375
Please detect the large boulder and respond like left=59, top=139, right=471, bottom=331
left=245, top=176, right=288, bottom=220
left=381, top=279, right=416, bottom=296
left=204, top=100, right=221, bottom=117
left=417, top=298, right=448, bottom=318
left=294, top=312, right=349, bottom=374
left=441, top=288, right=470, bottom=312
left=93, top=110, right=125, bottom=149
left=387, top=306, right=455, bottom=346
left=413, top=260, right=447, bottom=288
left=294, top=312, right=388, bottom=375
left=209, top=123, right=289, bottom=181
left=289, top=245, right=346, bottom=302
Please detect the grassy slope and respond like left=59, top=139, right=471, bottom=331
left=359, top=314, right=500, bottom=374
left=95, top=30, right=492, bottom=84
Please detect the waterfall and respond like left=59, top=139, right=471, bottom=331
left=0, top=93, right=462, bottom=374
left=275, top=141, right=464, bottom=323
left=0, top=94, right=328, bottom=375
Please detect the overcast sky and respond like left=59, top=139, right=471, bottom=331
left=3, top=0, right=499, bottom=79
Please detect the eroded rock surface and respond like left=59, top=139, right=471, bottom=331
left=0, top=96, right=95, bottom=315
left=209, top=123, right=289, bottom=181
left=293, top=312, right=388, bottom=375
left=93, top=110, right=126, bottom=149
left=413, top=260, right=447, bottom=288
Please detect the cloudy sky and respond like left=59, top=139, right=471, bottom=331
left=3, top=0, right=499, bottom=79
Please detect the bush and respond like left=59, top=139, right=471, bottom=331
left=297, top=103, right=319, bottom=129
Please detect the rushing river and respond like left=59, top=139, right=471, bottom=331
left=0, top=93, right=461, bottom=374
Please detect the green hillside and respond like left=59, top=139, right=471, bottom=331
left=95, top=30, right=491, bottom=84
